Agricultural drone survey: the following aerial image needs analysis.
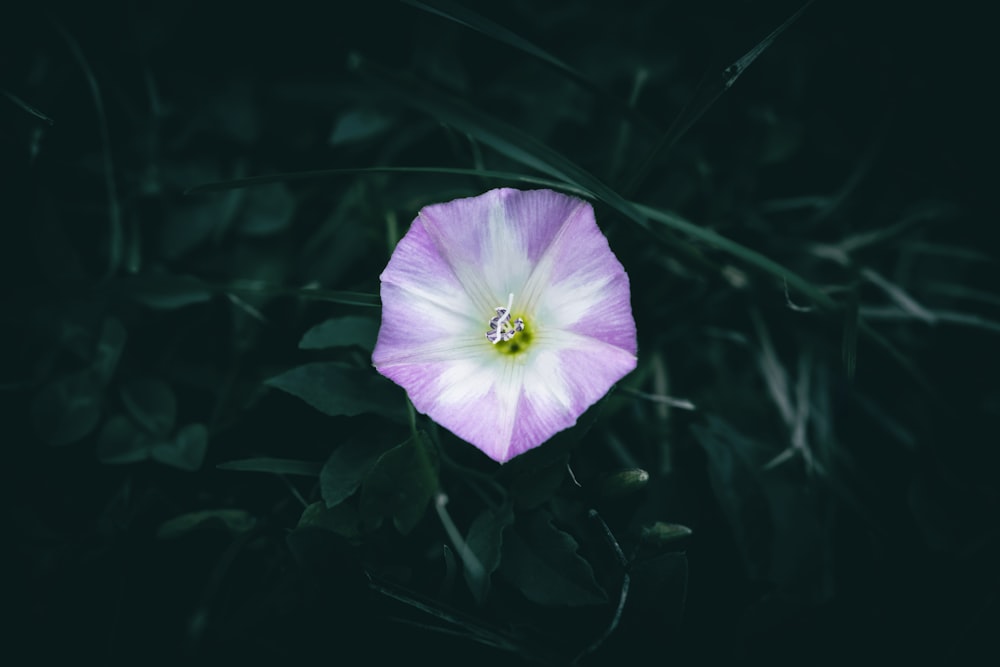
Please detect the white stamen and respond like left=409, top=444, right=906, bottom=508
left=486, top=292, right=525, bottom=345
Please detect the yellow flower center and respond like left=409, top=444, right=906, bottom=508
left=485, top=293, right=531, bottom=356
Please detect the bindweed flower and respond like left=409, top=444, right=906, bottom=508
left=372, top=188, right=637, bottom=463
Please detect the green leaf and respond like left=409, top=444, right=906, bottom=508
left=298, top=501, right=361, bottom=544
left=238, top=182, right=295, bottom=236
left=329, top=109, right=394, bottom=146
left=115, top=273, right=213, bottom=309
left=265, top=362, right=406, bottom=420
left=31, top=369, right=105, bottom=446
left=500, top=510, right=607, bottom=606
left=218, top=457, right=323, bottom=476
left=96, top=413, right=151, bottom=464
left=464, top=503, right=514, bottom=605
left=321, top=439, right=396, bottom=508
left=150, top=422, right=208, bottom=471
left=160, top=197, right=234, bottom=259
left=92, top=316, right=127, bottom=385
left=119, top=377, right=177, bottom=437
left=691, top=417, right=773, bottom=580
left=298, top=316, right=379, bottom=352
left=359, top=432, right=439, bottom=534
left=156, top=509, right=256, bottom=540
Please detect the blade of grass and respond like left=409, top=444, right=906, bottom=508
left=901, top=242, right=994, bottom=263
left=857, top=320, right=934, bottom=393
left=224, top=281, right=380, bottom=307
left=833, top=202, right=959, bottom=254
left=925, top=283, right=1000, bottom=309
left=114, top=271, right=380, bottom=307
left=401, top=0, right=657, bottom=136
left=623, top=0, right=816, bottom=195
left=349, top=54, right=655, bottom=232
left=2, top=88, right=54, bottom=124
left=186, top=166, right=591, bottom=198
left=860, top=307, right=1000, bottom=335
left=51, top=17, right=122, bottom=279
left=860, top=268, right=936, bottom=324
left=750, top=308, right=793, bottom=426
left=635, top=202, right=837, bottom=310
left=368, top=576, right=533, bottom=656
left=217, top=457, right=323, bottom=476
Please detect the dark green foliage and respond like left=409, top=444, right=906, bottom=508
left=464, top=502, right=515, bottom=604
left=266, top=362, right=407, bottom=420
left=359, top=432, right=439, bottom=534
left=4, top=0, right=996, bottom=665
left=298, top=315, right=379, bottom=352
left=320, top=437, right=397, bottom=507
left=500, top=509, right=608, bottom=607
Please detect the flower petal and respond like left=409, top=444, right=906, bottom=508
left=521, top=200, right=637, bottom=353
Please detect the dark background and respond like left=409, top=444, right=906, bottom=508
left=3, top=1, right=996, bottom=664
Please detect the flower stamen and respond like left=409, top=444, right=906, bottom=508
left=486, top=292, right=525, bottom=344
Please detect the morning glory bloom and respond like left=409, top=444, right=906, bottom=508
left=372, top=188, right=637, bottom=463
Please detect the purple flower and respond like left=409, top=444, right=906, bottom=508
left=372, top=188, right=637, bottom=463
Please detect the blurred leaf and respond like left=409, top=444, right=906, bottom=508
left=160, top=197, right=234, bottom=259
left=238, top=182, right=295, bottom=237
left=96, top=413, right=151, bottom=464
left=92, top=316, right=127, bottom=384
left=321, top=439, right=396, bottom=508
left=298, top=315, right=379, bottom=352
left=500, top=509, right=607, bottom=606
left=207, top=79, right=260, bottom=145
left=115, top=273, right=213, bottom=309
left=119, top=377, right=177, bottom=437
left=150, top=423, right=208, bottom=471
left=329, top=109, right=394, bottom=145
left=360, top=432, right=439, bottom=534
left=464, top=503, right=514, bottom=605
left=218, top=457, right=323, bottom=476
left=156, top=509, right=256, bottom=540
left=265, top=362, right=406, bottom=420
left=691, top=417, right=773, bottom=580
left=31, top=370, right=105, bottom=446
left=298, top=500, right=361, bottom=544
left=759, top=118, right=802, bottom=164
